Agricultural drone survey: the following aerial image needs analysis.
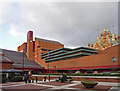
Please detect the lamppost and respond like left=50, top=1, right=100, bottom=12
left=48, top=53, right=50, bottom=81
left=37, top=46, right=40, bottom=63
left=22, top=46, right=25, bottom=76
left=42, top=67, right=45, bottom=73
left=53, top=66, right=56, bottom=74
left=48, top=62, right=49, bottom=73
left=47, top=53, right=50, bottom=73
left=36, top=46, right=40, bottom=74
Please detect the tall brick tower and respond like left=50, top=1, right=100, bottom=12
left=27, top=31, right=34, bottom=60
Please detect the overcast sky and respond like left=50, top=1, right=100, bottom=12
left=0, top=0, right=119, bottom=51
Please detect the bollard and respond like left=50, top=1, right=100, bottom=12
left=44, top=76, right=46, bottom=82
left=48, top=75, right=50, bottom=81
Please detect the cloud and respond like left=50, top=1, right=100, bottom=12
left=8, top=24, right=26, bottom=37
left=9, top=28, right=18, bottom=37
left=1, top=2, right=118, bottom=50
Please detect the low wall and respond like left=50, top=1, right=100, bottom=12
left=33, top=75, right=120, bottom=83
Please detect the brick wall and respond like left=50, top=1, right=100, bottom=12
left=35, top=37, right=64, bottom=68
left=0, top=63, right=12, bottom=70
left=17, top=31, right=120, bottom=71
left=17, top=43, right=27, bottom=52
left=40, top=44, right=120, bottom=70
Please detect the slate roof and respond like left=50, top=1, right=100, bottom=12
left=0, top=53, right=13, bottom=63
left=36, top=37, right=63, bottom=44
left=0, top=48, right=42, bottom=69
left=0, top=56, right=13, bottom=63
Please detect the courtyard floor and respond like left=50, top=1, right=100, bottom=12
left=0, top=80, right=120, bottom=91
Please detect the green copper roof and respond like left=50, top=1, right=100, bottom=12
left=45, top=52, right=91, bottom=62
left=41, top=46, right=98, bottom=62
left=42, top=47, right=97, bottom=56
left=41, top=50, right=67, bottom=59
left=74, top=47, right=96, bottom=51
left=43, top=48, right=98, bottom=60
left=41, top=47, right=72, bottom=56
left=41, top=50, right=70, bottom=58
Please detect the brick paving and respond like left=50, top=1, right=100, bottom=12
left=1, top=82, right=24, bottom=86
left=0, top=81, right=119, bottom=91
left=2, top=84, right=51, bottom=91
left=38, top=81, right=72, bottom=86
left=54, top=89, right=79, bottom=91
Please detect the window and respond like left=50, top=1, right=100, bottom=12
left=112, top=57, right=117, bottom=62
left=30, top=40, right=32, bottom=42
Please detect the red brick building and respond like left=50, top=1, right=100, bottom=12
left=0, top=52, right=13, bottom=70
left=0, top=48, right=43, bottom=73
left=18, top=30, right=120, bottom=73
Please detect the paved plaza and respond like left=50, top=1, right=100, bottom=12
left=0, top=80, right=120, bottom=91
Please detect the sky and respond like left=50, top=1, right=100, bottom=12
left=0, top=0, right=119, bottom=51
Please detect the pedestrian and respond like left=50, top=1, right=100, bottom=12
left=24, top=73, right=28, bottom=83
left=44, top=76, right=46, bottom=82
left=26, top=73, right=29, bottom=82
left=31, top=76, right=34, bottom=83
left=28, top=71, right=32, bottom=83
left=36, top=76, right=38, bottom=83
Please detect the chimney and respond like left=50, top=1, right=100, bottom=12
left=88, top=43, right=90, bottom=48
left=97, top=37, right=100, bottom=42
left=117, top=36, right=119, bottom=43
left=112, top=33, right=115, bottom=41
left=27, top=31, right=34, bottom=60
left=91, top=43, right=93, bottom=48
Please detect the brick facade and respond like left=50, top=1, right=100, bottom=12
left=46, top=44, right=119, bottom=70
left=0, top=63, right=13, bottom=70
left=18, top=30, right=120, bottom=73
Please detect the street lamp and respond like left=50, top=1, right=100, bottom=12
left=48, top=62, right=49, bottom=73
left=22, top=46, right=25, bottom=76
left=53, top=66, right=56, bottom=74
left=47, top=53, right=50, bottom=81
left=42, top=67, right=45, bottom=73
left=37, top=46, right=41, bottom=63
left=47, top=53, right=50, bottom=74
left=37, top=46, right=40, bottom=74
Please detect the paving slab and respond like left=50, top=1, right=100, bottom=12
left=38, top=81, right=72, bottom=86
left=0, top=81, right=120, bottom=91
left=1, top=84, right=52, bottom=91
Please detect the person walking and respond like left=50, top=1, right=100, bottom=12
left=26, top=73, right=29, bottom=82
left=24, top=73, right=28, bottom=83
left=44, top=76, right=46, bottom=82
left=28, top=71, right=32, bottom=83
left=36, top=76, right=38, bottom=83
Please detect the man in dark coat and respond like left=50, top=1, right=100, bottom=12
left=24, top=73, right=28, bottom=83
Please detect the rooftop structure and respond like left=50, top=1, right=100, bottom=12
left=88, top=28, right=120, bottom=50
left=41, top=47, right=98, bottom=62
left=0, top=48, right=43, bottom=71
